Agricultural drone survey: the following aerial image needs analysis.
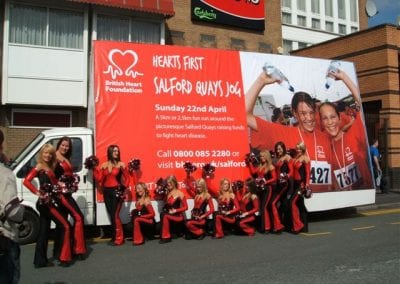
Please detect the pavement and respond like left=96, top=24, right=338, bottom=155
left=355, top=188, right=400, bottom=212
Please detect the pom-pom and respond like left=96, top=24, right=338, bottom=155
left=84, top=155, right=99, bottom=169
left=202, top=163, right=216, bottom=178
left=154, top=178, right=168, bottom=200
left=128, top=159, right=141, bottom=172
left=183, top=162, right=197, bottom=175
left=232, top=180, right=244, bottom=192
left=245, top=152, right=259, bottom=167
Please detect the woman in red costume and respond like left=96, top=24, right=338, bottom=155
left=131, top=182, right=155, bottom=246
left=273, top=141, right=294, bottom=233
left=159, top=175, right=188, bottom=244
left=185, top=178, right=214, bottom=240
left=213, top=178, right=240, bottom=239
left=93, top=144, right=130, bottom=246
left=236, top=178, right=259, bottom=236
left=248, top=150, right=277, bottom=233
left=54, top=137, right=87, bottom=260
left=319, top=69, right=373, bottom=190
left=290, top=141, right=311, bottom=234
left=23, top=144, right=72, bottom=267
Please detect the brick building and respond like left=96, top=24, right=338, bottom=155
left=1, top=0, right=370, bottom=160
left=292, top=24, right=400, bottom=187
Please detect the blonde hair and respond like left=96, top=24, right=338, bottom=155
left=260, top=149, right=273, bottom=170
left=219, top=178, right=232, bottom=195
left=135, top=182, right=150, bottom=199
left=296, top=141, right=306, bottom=154
left=195, top=178, right=208, bottom=194
left=37, top=143, right=57, bottom=169
left=166, top=175, right=178, bottom=190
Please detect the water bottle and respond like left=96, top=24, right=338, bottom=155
left=325, top=60, right=341, bottom=89
left=262, top=63, right=294, bottom=92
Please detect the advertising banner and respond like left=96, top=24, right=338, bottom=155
left=93, top=41, right=375, bottom=210
left=191, top=0, right=265, bottom=31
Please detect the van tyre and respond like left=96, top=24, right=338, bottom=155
left=18, top=208, right=40, bottom=245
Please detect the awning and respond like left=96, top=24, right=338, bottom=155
left=66, top=0, right=174, bottom=17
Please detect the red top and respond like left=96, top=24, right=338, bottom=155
left=193, top=196, right=214, bottom=218
left=94, top=166, right=130, bottom=188
left=293, top=160, right=311, bottom=186
left=134, top=202, right=155, bottom=219
left=239, top=196, right=259, bottom=216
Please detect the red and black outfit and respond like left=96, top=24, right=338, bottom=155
left=54, top=160, right=86, bottom=257
left=273, top=159, right=294, bottom=232
left=290, top=160, right=311, bottom=233
left=248, top=164, right=277, bottom=233
left=185, top=195, right=214, bottom=238
left=237, top=195, right=259, bottom=236
left=214, top=197, right=240, bottom=238
left=93, top=166, right=130, bottom=245
left=132, top=201, right=155, bottom=245
left=24, top=168, right=72, bottom=267
left=160, top=195, right=188, bottom=241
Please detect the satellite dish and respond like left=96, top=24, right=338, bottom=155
left=366, top=0, right=378, bottom=17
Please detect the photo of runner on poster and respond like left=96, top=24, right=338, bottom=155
left=240, top=52, right=374, bottom=193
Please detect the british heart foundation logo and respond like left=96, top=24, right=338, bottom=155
left=103, top=49, right=144, bottom=79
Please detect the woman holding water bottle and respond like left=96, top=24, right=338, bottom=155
left=245, top=63, right=332, bottom=193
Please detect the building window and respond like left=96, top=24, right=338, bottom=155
left=258, top=42, right=272, bottom=53
left=298, top=42, right=308, bottom=49
left=297, top=0, right=306, bottom=11
left=297, top=15, right=306, bottom=27
left=311, top=0, right=320, bottom=14
left=283, top=40, right=293, bottom=54
left=200, top=34, right=216, bottom=48
left=338, top=0, right=346, bottom=19
left=282, top=12, right=292, bottom=24
left=282, top=0, right=291, bottom=8
left=325, top=21, right=334, bottom=32
left=312, top=18, right=321, bottom=29
left=11, top=109, right=72, bottom=127
left=9, top=3, right=84, bottom=49
left=325, top=0, right=333, bottom=17
left=338, top=24, right=346, bottom=34
left=96, top=14, right=161, bottom=43
left=351, top=26, right=358, bottom=33
left=350, top=0, right=358, bottom=22
left=230, top=38, right=246, bottom=50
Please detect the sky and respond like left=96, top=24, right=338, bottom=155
left=367, top=0, right=400, bottom=27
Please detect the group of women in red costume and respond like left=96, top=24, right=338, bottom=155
left=23, top=137, right=87, bottom=268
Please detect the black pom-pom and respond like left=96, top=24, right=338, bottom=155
left=84, top=155, right=99, bottom=169
left=128, top=159, right=141, bottom=172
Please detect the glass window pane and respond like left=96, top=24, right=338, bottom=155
left=350, top=0, right=358, bottom=22
left=282, top=12, right=292, bottom=24
left=325, top=0, right=333, bottom=16
left=312, top=18, right=320, bottom=29
left=9, top=3, right=46, bottom=46
left=297, top=0, right=306, bottom=11
left=131, top=21, right=160, bottom=43
left=339, top=24, right=346, bottom=34
left=297, top=15, right=306, bottom=27
left=325, top=21, right=334, bottom=32
left=97, top=15, right=129, bottom=41
left=283, top=40, right=292, bottom=54
left=282, top=0, right=291, bottom=8
left=338, top=0, right=346, bottom=19
left=351, top=26, right=358, bottom=33
left=298, top=42, right=308, bottom=49
left=49, top=9, right=84, bottom=49
left=311, top=0, right=320, bottom=13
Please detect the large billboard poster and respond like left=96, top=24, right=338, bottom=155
left=93, top=41, right=375, bottom=211
left=191, top=0, right=265, bottom=31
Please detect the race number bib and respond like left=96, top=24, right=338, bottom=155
left=310, top=161, right=331, bottom=185
left=333, top=162, right=361, bottom=189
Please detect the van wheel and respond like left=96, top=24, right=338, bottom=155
left=18, top=209, right=40, bottom=245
